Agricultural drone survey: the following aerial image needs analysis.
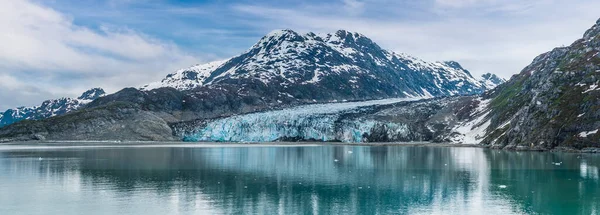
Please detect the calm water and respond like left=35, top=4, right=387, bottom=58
left=0, top=144, right=599, bottom=215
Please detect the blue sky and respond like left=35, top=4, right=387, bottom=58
left=1, top=0, right=600, bottom=110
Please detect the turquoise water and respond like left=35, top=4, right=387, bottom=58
left=0, top=144, right=598, bottom=214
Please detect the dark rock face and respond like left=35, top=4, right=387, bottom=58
left=78, top=88, right=106, bottom=100
left=88, top=85, right=305, bottom=123
left=0, top=88, right=105, bottom=128
left=481, top=18, right=600, bottom=149
left=347, top=96, right=481, bottom=143
left=0, top=102, right=174, bottom=142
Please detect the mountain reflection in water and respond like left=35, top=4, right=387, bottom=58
left=0, top=145, right=598, bottom=214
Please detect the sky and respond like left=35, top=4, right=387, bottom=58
left=1, top=0, right=599, bottom=110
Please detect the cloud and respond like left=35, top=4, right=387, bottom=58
left=342, top=0, right=366, bottom=15
left=1, top=0, right=600, bottom=111
left=0, top=0, right=200, bottom=110
left=232, top=0, right=600, bottom=80
left=434, top=0, right=485, bottom=8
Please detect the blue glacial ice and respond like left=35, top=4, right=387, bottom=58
left=182, top=97, right=421, bottom=143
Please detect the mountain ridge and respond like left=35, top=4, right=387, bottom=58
left=0, top=88, right=105, bottom=128
left=141, top=29, right=495, bottom=98
left=476, top=18, right=600, bottom=149
left=0, top=29, right=505, bottom=142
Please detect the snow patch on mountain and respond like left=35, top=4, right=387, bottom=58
left=141, top=59, right=229, bottom=91
left=450, top=98, right=491, bottom=144
left=578, top=129, right=598, bottom=138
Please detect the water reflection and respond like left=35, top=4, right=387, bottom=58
left=0, top=145, right=598, bottom=214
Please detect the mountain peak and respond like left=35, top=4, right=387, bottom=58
left=265, top=29, right=299, bottom=37
left=326, top=30, right=371, bottom=44
left=333, top=30, right=364, bottom=38
left=442, top=61, right=465, bottom=70
left=141, top=28, right=488, bottom=98
left=78, top=88, right=105, bottom=100
left=1, top=88, right=107, bottom=127
left=250, top=29, right=306, bottom=51
left=583, top=18, right=600, bottom=39
left=479, top=73, right=506, bottom=90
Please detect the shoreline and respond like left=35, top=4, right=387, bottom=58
left=0, top=140, right=474, bottom=147
left=0, top=140, right=598, bottom=153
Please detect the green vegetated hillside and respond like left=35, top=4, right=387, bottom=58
left=481, top=18, right=600, bottom=149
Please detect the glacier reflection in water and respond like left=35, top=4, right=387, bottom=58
left=0, top=144, right=599, bottom=215
left=184, top=97, right=420, bottom=142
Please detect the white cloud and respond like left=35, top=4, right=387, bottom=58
left=342, top=0, right=366, bottom=15
left=1, top=0, right=600, bottom=111
left=0, top=0, right=201, bottom=110
left=435, top=0, right=493, bottom=8
left=232, top=0, right=600, bottom=80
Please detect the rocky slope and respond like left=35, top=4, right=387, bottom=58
left=0, top=102, right=174, bottom=141
left=0, top=88, right=105, bottom=128
left=478, top=19, right=600, bottom=149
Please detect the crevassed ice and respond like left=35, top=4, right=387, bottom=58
left=184, top=97, right=421, bottom=142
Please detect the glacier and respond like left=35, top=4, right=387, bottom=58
left=181, top=97, right=422, bottom=142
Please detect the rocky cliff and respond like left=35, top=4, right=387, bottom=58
left=480, top=19, right=600, bottom=149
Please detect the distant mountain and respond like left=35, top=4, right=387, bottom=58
left=479, top=73, right=506, bottom=90
left=0, top=88, right=105, bottom=127
left=141, top=29, right=490, bottom=99
left=141, top=59, right=229, bottom=91
left=0, top=29, right=502, bottom=142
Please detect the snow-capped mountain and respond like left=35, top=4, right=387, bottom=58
left=142, top=29, right=490, bottom=99
left=479, top=73, right=506, bottom=90
left=142, top=60, right=229, bottom=91
left=0, top=29, right=506, bottom=143
left=0, top=88, right=105, bottom=127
